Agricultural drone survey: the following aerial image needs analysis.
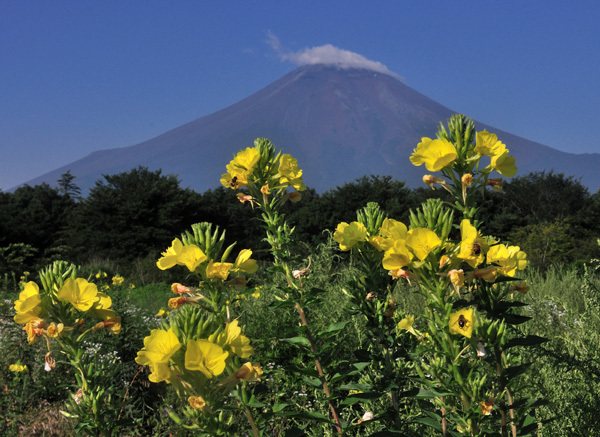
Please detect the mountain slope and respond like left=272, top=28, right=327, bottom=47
left=21, top=64, right=600, bottom=193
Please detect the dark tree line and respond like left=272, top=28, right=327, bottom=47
left=1, top=167, right=599, bottom=277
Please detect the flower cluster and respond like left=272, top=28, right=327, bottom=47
left=135, top=319, right=260, bottom=388
left=220, top=141, right=306, bottom=194
left=137, top=222, right=263, bottom=424
left=14, top=276, right=121, bottom=346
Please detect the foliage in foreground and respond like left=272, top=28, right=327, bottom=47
left=2, top=115, right=600, bottom=436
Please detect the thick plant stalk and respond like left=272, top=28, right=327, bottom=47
left=295, top=302, right=342, bottom=434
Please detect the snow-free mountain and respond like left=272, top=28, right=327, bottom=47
left=21, top=64, right=600, bottom=193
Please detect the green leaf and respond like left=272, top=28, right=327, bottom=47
left=504, top=363, right=532, bottom=379
left=283, top=336, right=310, bottom=347
left=318, top=320, right=349, bottom=337
left=302, top=376, right=323, bottom=388
left=272, top=402, right=290, bottom=413
left=338, top=383, right=373, bottom=392
left=502, top=313, right=532, bottom=325
left=503, top=335, right=549, bottom=350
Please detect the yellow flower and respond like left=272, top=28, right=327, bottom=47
left=278, top=154, right=306, bottom=191
left=206, top=261, right=234, bottom=280
left=157, top=309, right=166, bottom=317
left=448, top=269, right=465, bottom=290
left=57, top=278, right=100, bottom=312
left=382, top=239, right=413, bottom=271
left=188, top=396, right=207, bottom=410
left=449, top=308, right=475, bottom=338
left=234, top=362, right=263, bottom=382
left=491, top=150, right=517, bottom=177
left=9, top=363, right=28, bottom=372
left=461, top=173, right=473, bottom=186
left=157, top=238, right=207, bottom=272
left=23, top=319, right=45, bottom=344
left=474, top=131, right=505, bottom=156
left=111, top=275, right=124, bottom=285
left=185, top=339, right=228, bottom=379
left=406, top=228, right=441, bottom=261
left=135, top=328, right=182, bottom=383
left=486, top=244, right=527, bottom=277
left=230, top=147, right=260, bottom=172
left=473, top=266, right=498, bottom=282
left=13, top=281, right=42, bottom=324
left=457, top=220, right=486, bottom=268
left=479, top=401, right=494, bottom=416
left=397, top=315, right=414, bottom=331
left=221, top=147, right=260, bottom=189
left=234, top=249, right=258, bottom=274
left=215, top=319, right=254, bottom=358
left=45, top=322, right=64, bottom=338
left=334, top=221, right=368, bottom=251
left=410, top=137, right=458, bottom=172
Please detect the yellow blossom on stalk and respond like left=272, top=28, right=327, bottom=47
left=457, top=220, right=487, bottom=268
left=171, top=283, right=191, bottom=294
left=13, top=281, right=42, bottom=324
left=111, top=275, right=124, bottom=286
left=45, top=322, right=64, bottom=338
left=220, top=169, right=251, bottom=189
left=486, top=244, right=527, bottom=277
left=236, top=192, right=255, bottom=207
left=370, top=218, right=408, bottom=251
left=380, top=218, right=408, bottom=241
left=215, top=319, right=254, bottom=358
left=156, top=309, right=167, bottom=317
left=474, top=131, right=505, bottom=156
left=231, top=147, right=260, bottom=172
left=491, top=150, right=518, bottom=177
left=406, top=228, right=441, bottom=261
left=423, top=174, right=445, bottom=189
left=448, top=269, right=465, bottom=291
left=136, top=328, right=181, bottom=383
left=234, top=362, right=263, bottom=382
left=57, top=278, right=100, bottom=312
left=410, top=137, right=458, bottom=172
left=23, top=319, right=45, bottom=344
left=185, top=339, right=228, bottom=379
left=10, top=363, right=28, bottom=372
left=206, top=261, right=234, bottom=280
left=473, top=266, right=498, bottom=282
left=168, top=296, right=187, bottom=310
left=461, top=173, right=473, bottom=186
left=479, top=401, right=494, bottom=416
left=278, top=154, right=306, bottom=191
left=234, top=249, right=258, bottom=274
left=382, top=239, right=413, bottom=271
left=188, top=396, right=207, bottom=410
left=397, top=315, right=415, bottom=331
left=449, top=308, right=475, bottom=338
left=157, top=238, right=207, bottom=272
left=334, top=221, right=368, bottom=251
left=388, top=268, right=416, bottom=284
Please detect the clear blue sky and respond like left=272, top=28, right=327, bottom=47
left=2, top=0, right=599, bottom=191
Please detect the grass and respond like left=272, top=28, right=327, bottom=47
left=1, top=252, right=600, bottom=436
